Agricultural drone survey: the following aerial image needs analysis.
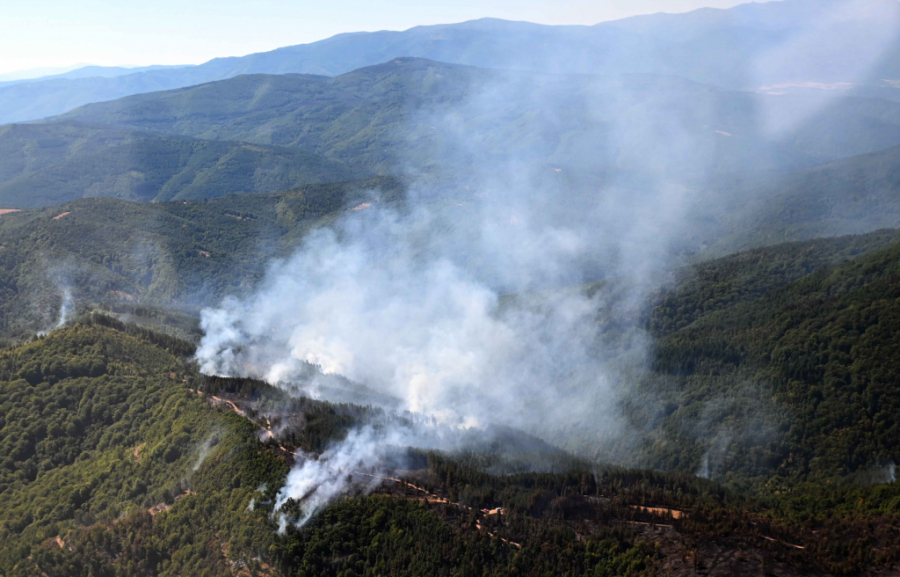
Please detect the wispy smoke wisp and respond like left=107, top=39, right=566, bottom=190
left=273, top=428, right=391, bottom=530
left=56, top=287, right=73, bottom=328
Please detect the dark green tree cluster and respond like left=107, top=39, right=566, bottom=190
left=620, top=233, right=900, bottom=483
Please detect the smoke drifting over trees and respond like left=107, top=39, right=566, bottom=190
left=193, top=0, right=900, bottom=528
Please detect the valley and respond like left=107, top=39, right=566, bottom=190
left=2, top=0, right=900, bottom=575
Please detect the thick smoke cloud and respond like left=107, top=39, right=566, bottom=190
left=195, top=120, right=680, bottom=527
left=191, top=70, right=748, bottom=529
left=195, top=147, right=688, bottom=443
left=194, top=1, right=900, bottom=527
left=196, top=196, right=645, bottom=435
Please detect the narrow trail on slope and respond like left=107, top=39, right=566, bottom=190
left=200, top=391, right=718, bottom=550
left=200, top=391, right=521, bottom=547
left=202, top=392, right=767, bottom=553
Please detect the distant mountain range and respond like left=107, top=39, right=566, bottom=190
left=0, top=64, right=188, bottom=87
left=54, top=57, right=900, bottom=170
left=0, top=56, right=897, bottom=209
left=2, top=0, right=899, bottom=125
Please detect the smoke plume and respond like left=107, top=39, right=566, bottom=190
left=56, top=287, right=73, bottom=328
left=194, top=2, right=899, bottom=529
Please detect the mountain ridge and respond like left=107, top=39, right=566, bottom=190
left=0, top=121, right=362, bottom=208
left=2, top=0, right=899, bottom=124
left=49, top=58, right=900, bottom=178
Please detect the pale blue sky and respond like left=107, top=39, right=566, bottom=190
left=0, top=0, right=776, bottom=75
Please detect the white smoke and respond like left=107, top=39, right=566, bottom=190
left=271, top=421, right=482, bottom=530
left=195, top=191, right=658, bottom=439
left=696, top=454, right=710, bottom=480
left=194, top=3, right=900, bottom=527
left=56, top=287, right=73, bottom=328
left=197, top=169, right=674, bottom=529
left=193, top=70, right=727, bottom=527
left=695, top=430, right=734, bottom=480
left=38, top=284, right=75, bottom=336
left=272, top=428, right=393, bottom=531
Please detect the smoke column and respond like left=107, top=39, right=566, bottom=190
left=56, top=288, right=73, bottom=328
left=195, top=2, right=899, bottom=526
left=196, top=145, right=676, bottom=527
left=192, top=69, right=753, bottom=527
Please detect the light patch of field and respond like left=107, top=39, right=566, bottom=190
left=52, top=212, right=71, bottom=220
left=632, top=505, right=685, bottom=519
left=108, top=290, right=136, bottom=301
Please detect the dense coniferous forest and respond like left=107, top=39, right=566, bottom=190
left=3, top=319, right=900, bottom=576
left=2, top=182, right=900, bottom=575
left=0, top=122, right=363, bottom=207
left=4, top=1, right=900, bottom=575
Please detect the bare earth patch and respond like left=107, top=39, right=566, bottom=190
left=108, top=290, right=136, bottom=301
left=53, top=212, right=71, bottom=220
left=632, top=505, right=685, bottom=519
left=133, top=443, right=146, bottom=464
left=149, top=489, right=193, bottom=516
left=0, top=209, right=20, bottom=216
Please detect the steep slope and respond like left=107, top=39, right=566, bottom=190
left=3, top=0, right=900, bottom=124
left=0, top=321, right=290, bottom=576
left=3, top=320, right=899, bottom=576
left=0, top=177, right=404, bottom=335
left=54, top=59, right=900, bottom=174
left=695, top=142, right=900, bottom=254
left=0, top=122, right=359, bottom=207
left=618, top=234, right=900, bottom=483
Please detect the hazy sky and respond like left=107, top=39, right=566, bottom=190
left=1, top=0, right=776, bottom=75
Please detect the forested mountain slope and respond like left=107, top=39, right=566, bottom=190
left=0, top=177, right=404, bottom=335
left=3, top=319, right=900, bottom=576
left=619, top=234, right=900, bottom=483
left=0, top=321, right=287, bottom=576
left=54, top=58, right=900, bottom=174
left=0, top=122, right=360, bottom=208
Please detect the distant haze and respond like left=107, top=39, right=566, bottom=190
left=0, top=0, right=779, bottom=75
left=0, top=64, right=90, bottom=82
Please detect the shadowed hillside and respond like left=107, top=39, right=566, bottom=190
left=0, top=177, right=405, bottom=335
left=55, top=59, right=900, bottom=175
left=0, top=122, right=362, bottom=208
